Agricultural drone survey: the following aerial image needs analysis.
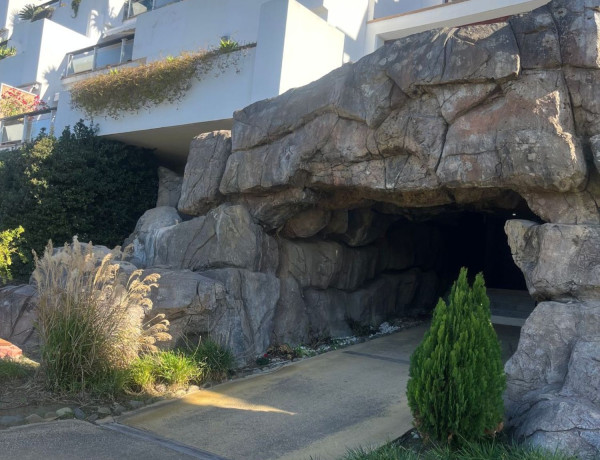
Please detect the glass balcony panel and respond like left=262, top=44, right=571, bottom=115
left=1, top=118, right=24, bottom=144
left=68, top=51, right=94, bottom=75
left=154, top=0, right=178, bottom=8
left=122, top=40, right=134, bottom=63
left=127, top=0, right=180, bottom=18
left=95, top=43, right=122, bottom=69
left=27, top=112, right=54, bottom=141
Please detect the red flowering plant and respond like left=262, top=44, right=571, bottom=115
left=0, top=86, right=47, bottom=118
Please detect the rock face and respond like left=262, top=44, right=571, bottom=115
left=156, top=167, right=183, bottom=208
left=0, top=285, right=38, bottom=353
left=2, top=0, right=600, bottom=455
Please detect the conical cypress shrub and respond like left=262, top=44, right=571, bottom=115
left=406, top=267, right=506, bottom=445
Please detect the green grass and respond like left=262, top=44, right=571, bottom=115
left=128, top=351, right=203, bottom=392
left=341, top=439, right=578, bottom=460
left=178, top=338, right=235, bottom=382
left=0, top=358, right=37, bottom=382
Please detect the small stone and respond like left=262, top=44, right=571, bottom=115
left=111, top=403, right=126, bottom=415
left=202, top=382, right=212, bottom=389
left=175, top=389, right=186, bottom=397
left=127, top=400, right=144, bottom=410
left=0, top=415, right=25, bottom=427
left=56, top=407, right=73, bottom=418
left=73, top=408, right=86, bottom=420
left=187, top=385, right=200, bottom=393
left=155, top=384, right=167, bottom=393
left=25, top=414, right=44, bottom=424
left=44, top=412, right=57, bottom=420
left=86, top=413, right=99, bottom=422
left=97, top=407, right=111, bottom=415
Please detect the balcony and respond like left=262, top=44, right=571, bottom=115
left=126, top=0, right=184, bottom=19
left=66, top=37, right=134, bottom=76
left=0, top=109, right=55, bottom=147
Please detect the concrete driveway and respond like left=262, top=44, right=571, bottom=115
left=118, top=325, right=427, bottom=460
left=0, top=325, right=427, bottom=460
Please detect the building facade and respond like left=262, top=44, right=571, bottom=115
left=0, top=0, right=548, bottom=161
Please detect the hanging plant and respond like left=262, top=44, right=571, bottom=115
left=71, top=0, right=82, bottom=17
left=0, top=87, right=46, bottom=118
left=70, top=43, right=255, bottom=119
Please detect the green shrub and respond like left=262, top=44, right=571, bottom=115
left=180, top=337, right=235, bottom=382
left=0, top=358, right=37, bottom=383
left=128, top=351, right=203, bottom=392
left=0, top=122, right=157, bottom=278
left=0, top=45, right=17, bottom=60
left=32, top=240, right=166, bottom=395
left=0, top=226, right=25, bottom=283
left=406, top=268, right=505, bottom=445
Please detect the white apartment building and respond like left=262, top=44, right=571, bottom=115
left=0, top=0, right=549, bottom=163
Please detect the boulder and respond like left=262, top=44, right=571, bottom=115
left=178, top=131, right=232, bottom=216
left=281, top=208, right=331, bottom=239
left=438, top=71, right=585, bottom=192
left=0, top=285, right=38, bottom=352
left=510, top=6, right=561, bottom=70
left=505, top=220, right=600, bottom=300
left=505, top=301, right=600, bottom=459
left=124, top=207, right=181, bottom=267
left=149, top=204, right=278, bottom=274
left=156, top=167, right=183, bottom=208
left=201, top=268, right=280, bottom=364
left=271, top=277, right=309, bottom=346
left=564, top=68, right=600, bottom=136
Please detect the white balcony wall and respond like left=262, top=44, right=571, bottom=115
left=252, top=0, right=344, bottom=102
left=55, top=47, right=258, bottom=137
left=132, top=0, right=267, bottom=63
left=0, top=18, right=93, bottom=104
left=49, top=0, right=127, bottom=39
left=0, top=0, right=46, bottom=35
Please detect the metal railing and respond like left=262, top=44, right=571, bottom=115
left=66, top=37, right=134, bottom=76
left=0, top=109, right=55, bottom=147
left=126, top=0, right=184, bottom=19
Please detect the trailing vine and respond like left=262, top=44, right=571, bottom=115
left=70, top=43, right=255, bottom=119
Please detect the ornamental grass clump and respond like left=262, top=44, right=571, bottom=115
left=32, top=238, right=170, bottom=394
left=406, top=268, right=506, bottom=445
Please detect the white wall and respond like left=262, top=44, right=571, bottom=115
left=252, top=0, right=344, bottom=101
left=1, top=0, right=46, bottom=34
left=372, top=0, right=443, bottom=19
left=0, top=18, right=93, bottom=104
left=49, top=0, right=126, bottom=39
left=132, top=0, right=267, bottom=62
left=280, top=0, right=344, bottom=93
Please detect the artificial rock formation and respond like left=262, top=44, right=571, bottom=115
left=2, top=0, right=600, bottom=456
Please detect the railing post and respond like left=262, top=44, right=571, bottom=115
left=120, top=38, right=127, bottom=64
left=66, top=53, right=73, bottom=76
left=92, top=46, right=98, bottom=71
left=22, top=116, right=29, bottom=143
left=152, top=0, right=156, bottom=11
left=0, top=119, right=4, bottom=145
left=127, top=0, right=132, bottom=18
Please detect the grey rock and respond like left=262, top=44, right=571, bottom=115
left=56, top=407, right=73, bottom=418
left=438, top=71, right=586, bottom=192
left=124, top=206, right=181, bottom=267
left=510, top=6, right=561, bottom=69
left=86, top=413, right=99, bottom=422
left=127, top=400, right=145, bottom=409
left=549, top=0, right=600, bottom=68
left=505, top=220, right=600, bottom=300
left=97, top=407, right=111, bottom=415
left=25, top=414, right=44, bottom=424
left=156, top=167, right=183, bottom=208
left=150, top=204, right=278, bottom=273
left=272, top=277, right=309, bottom=346
left=178, top=131, right=232, bottom=216
left=73, top=408, right=86, bottom=420
left=564, top=67, right=600, bottom=136
left=0, top=415, right=25, bottom=427
left=0, top=284, right=38, bottom=351
left=281, top=208, right=330, bottom=239
left=200, top=268, right=280, bottom=365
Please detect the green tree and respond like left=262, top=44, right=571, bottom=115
left=0, top=122, right=158, bottom=278
left=0, top=226, right=25, bottom=283
left=406, top=268, right=506, bottom=445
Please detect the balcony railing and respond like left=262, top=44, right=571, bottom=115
left=66, top=37, right=134, bottom=76
left=126, top=0, right=184, bottom=19
left=0, top=109, right=55, bottom=147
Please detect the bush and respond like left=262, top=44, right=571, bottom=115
left=406, top=268, right=505, bottom=445
left=180, top=337, right=235, bottom=382
left=0, top=122, right=157, bottom=278
left=32, top=239, right=167, bottom=395
left=128, top=351, right=203, bottom=393
left=0, top=226, right=25, bottom=283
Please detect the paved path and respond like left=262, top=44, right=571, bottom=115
left=119, top=325, right=427, bottom=460
left=0, top=325, right=427, bottom=460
